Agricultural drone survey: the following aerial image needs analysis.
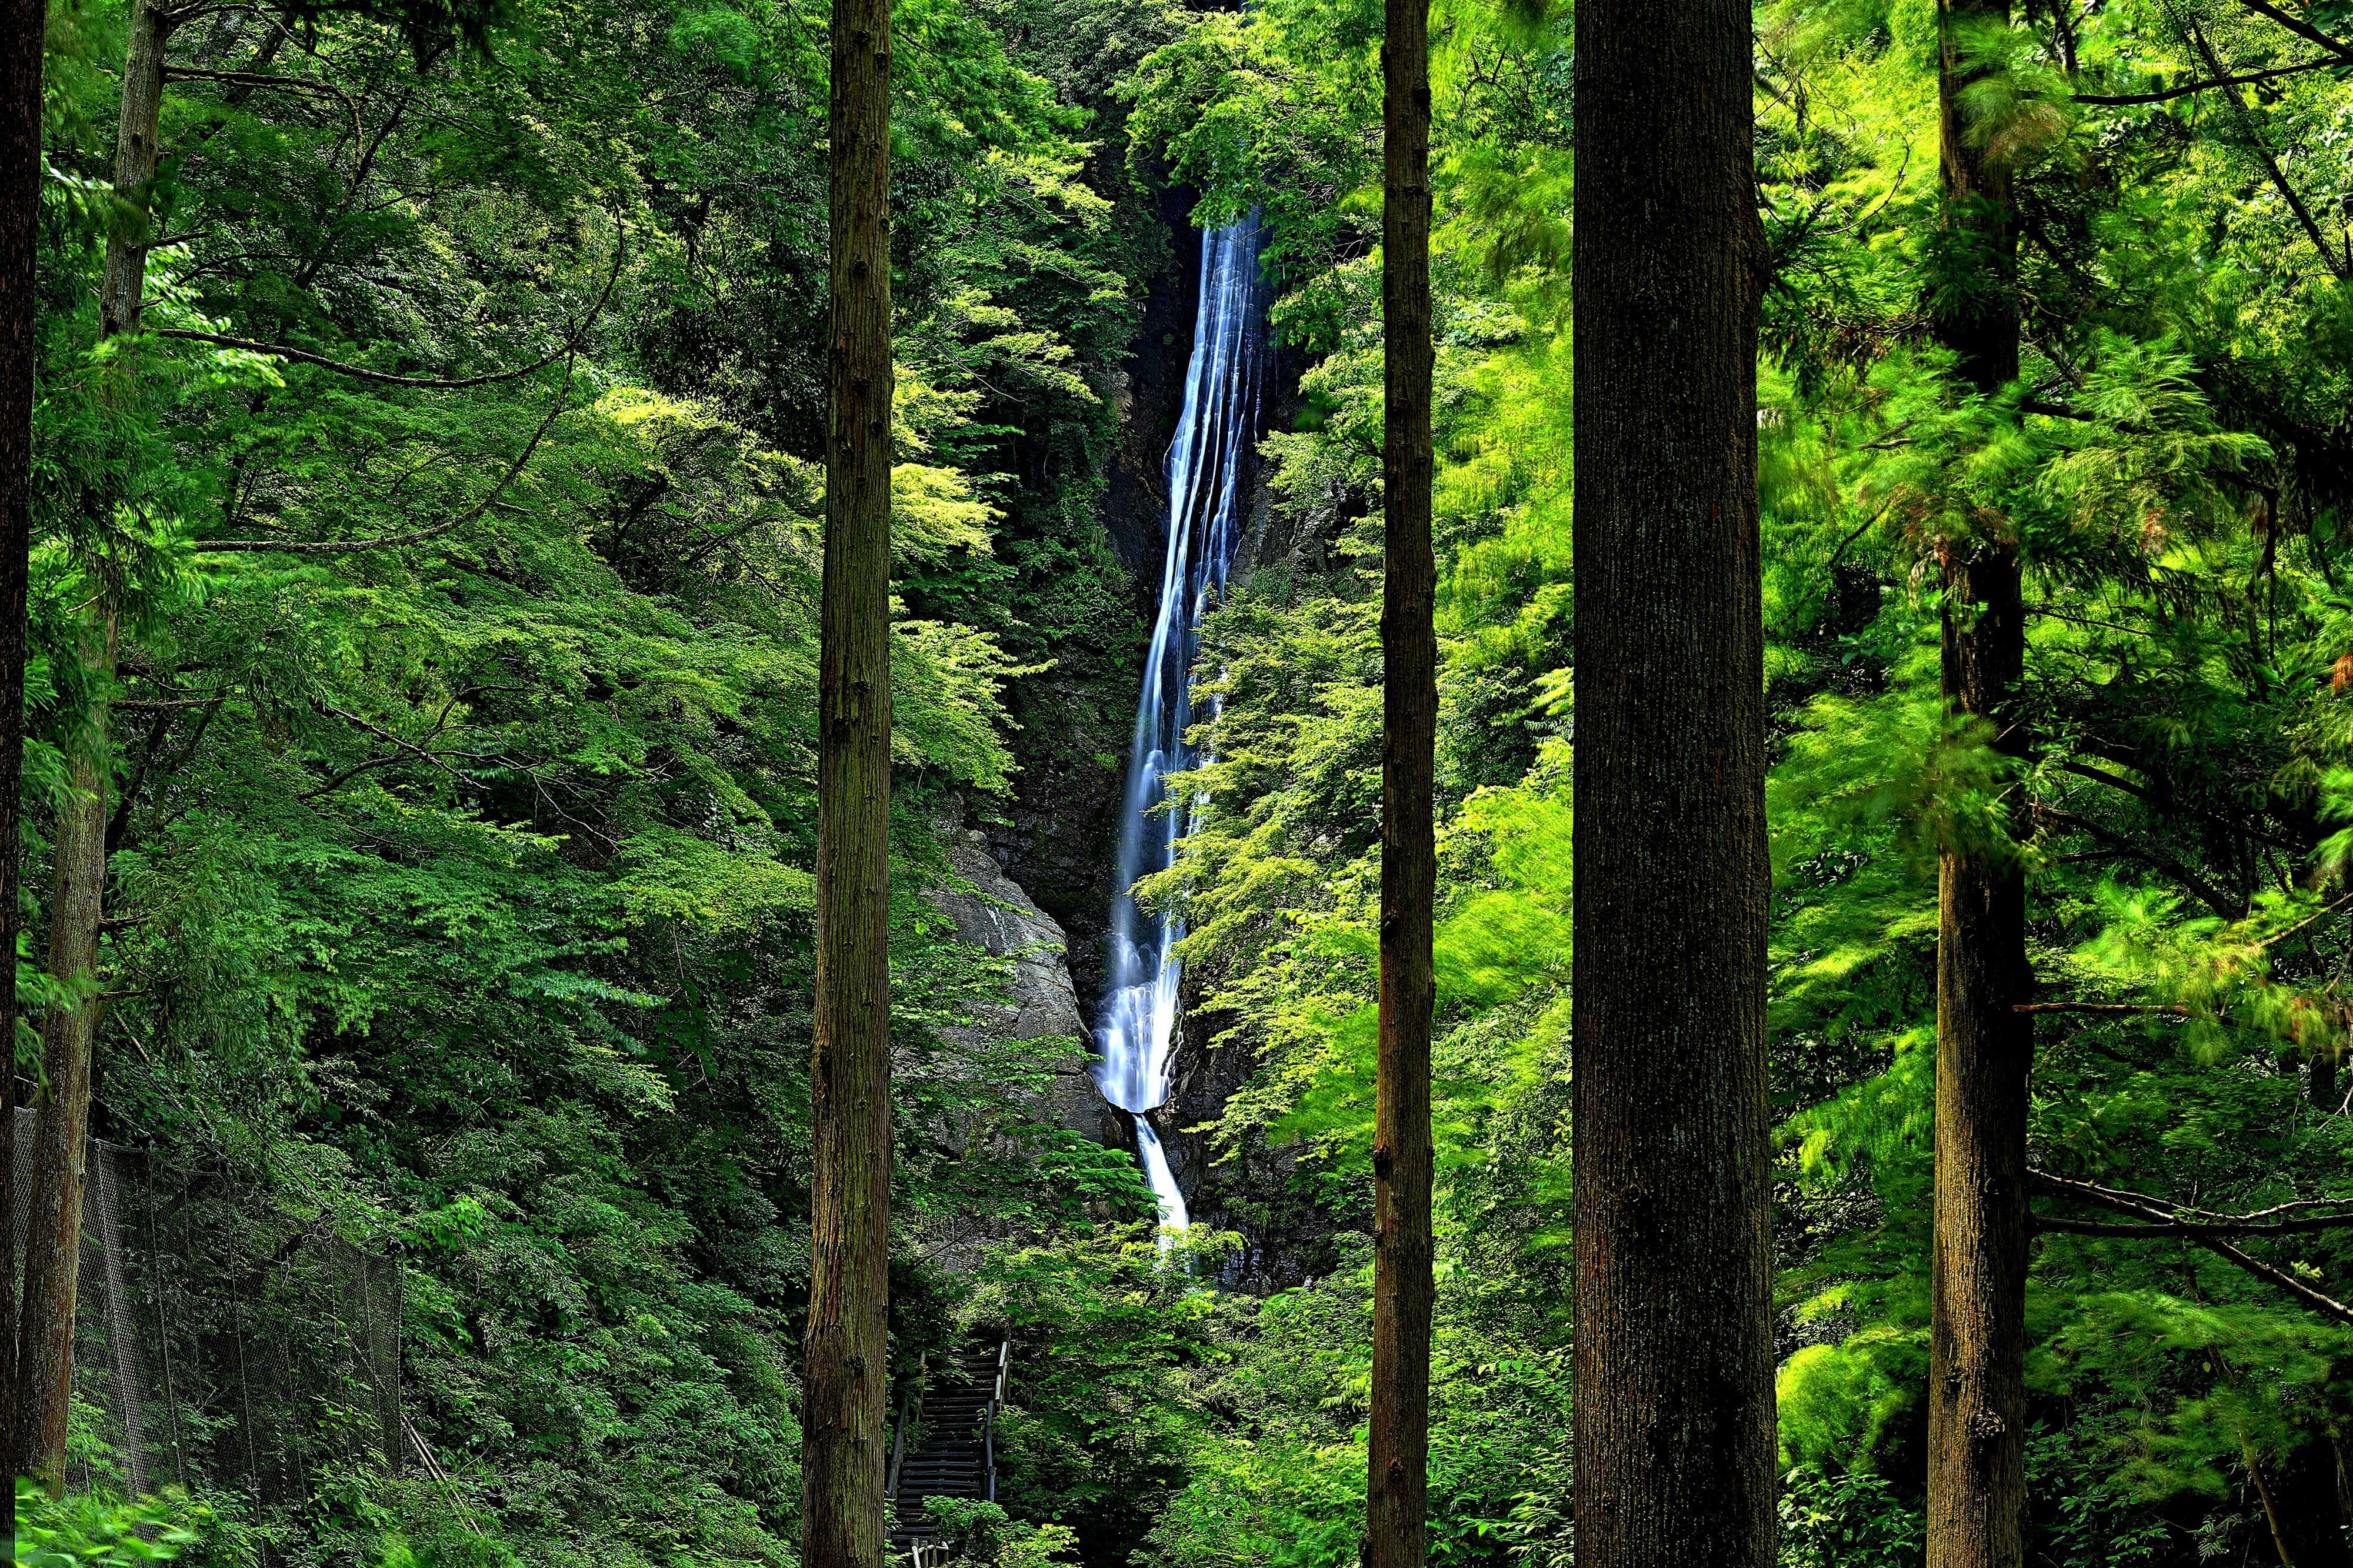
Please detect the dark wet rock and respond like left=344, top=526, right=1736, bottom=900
left=1149, top=986, right=1344, bottom=1292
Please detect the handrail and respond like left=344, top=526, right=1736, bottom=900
left=892, top=1340, right=1014, bottom=1562
left=984, top=1339, right=1010, bottom=1504
left=886, top=1351, right=926, bottom=1502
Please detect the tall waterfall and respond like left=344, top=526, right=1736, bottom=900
left=1092, top=214, right=1272, bottom=1233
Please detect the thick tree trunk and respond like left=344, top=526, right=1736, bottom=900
left=1365, top=1, right=1434, bottom=1566
left=1569, top=1, right=1774, bottom=1566
left=0, top=0, right=49, bottom=1499
left=1926, top=4, right=2031, bottom=1567
left=16, top=0, right=161, bottom=1493
left=799, top=0, right=892, bottom=1563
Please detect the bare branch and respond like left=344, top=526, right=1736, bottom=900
left=2076, top=58, right=2339, bottom=104
left=2031, top=1168, right=2353, bottom=1326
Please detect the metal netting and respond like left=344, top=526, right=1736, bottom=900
left=11, top=1106, right=404, bottom=1502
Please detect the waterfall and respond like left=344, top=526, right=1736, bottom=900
left=1092, top=213, right=1272, bottom=1234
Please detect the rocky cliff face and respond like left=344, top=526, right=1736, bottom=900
left=1144, top=985, right=1342, bottom=1292
left=925, top=822, right=1111, bottom=1141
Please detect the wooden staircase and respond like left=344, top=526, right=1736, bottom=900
left=887, top=1340, right=1011, bottom=1566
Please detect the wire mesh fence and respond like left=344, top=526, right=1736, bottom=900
left=11, top=1106, right=404, bottom=1503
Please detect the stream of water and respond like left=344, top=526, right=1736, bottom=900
left=1091, top=213, right=1272, bottom=1234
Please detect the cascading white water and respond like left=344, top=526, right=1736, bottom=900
left=1092, top=213, right=1271, bottom=1235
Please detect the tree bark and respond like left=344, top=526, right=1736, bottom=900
left=15, top=0, right=161, bottom=1494
left=1926, top=5, right=2031, bottom=1567
left=0, top=0, right=49, bottom=1500
left=1569, top=0, right=1774, bottom=1564
left=800, top=0, right=892, bottom=1562
left=1365, top=1, right=1434, bottom=1566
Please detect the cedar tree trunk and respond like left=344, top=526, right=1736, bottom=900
left=1365, top=0, right=1435, bottom=1566
left=800, top=0, right=893, bottom=1563
left=1926, top=4, right=2031, bottom=1566
left=15, top=0, right=161, bottom=1493
left=0, top=0, right=46, bottom=1496
left=1569, top=0, right=1775, bottom=1565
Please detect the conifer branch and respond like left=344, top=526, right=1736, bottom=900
left=2052, top=758, right=2304, bottom=853
left=2257, top=890, right=2353, bottom=950
left=198, top=363, right=571, bottom=554
left=153, top=227, right=622, bottom=389
left=2039, top=808, right=2239, bottom=918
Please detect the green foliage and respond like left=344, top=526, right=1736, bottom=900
left=1105, top=0, right=2353, bottom=1560
left=1777, top=1466, right=1923, bottom=1568
left=12, top=1479, right=205, bottom=1566
left=22, top=0, right=1182, bottom=1556
left=920, top=1498, right=1081, bottom=1568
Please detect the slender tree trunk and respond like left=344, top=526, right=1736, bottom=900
left=800, top=0, right=892, bottom=1562
left=15, top=0, right=161, bottom=1493
left=13, top=608, right=109, bottom=1497
left=2248, top=1436, right=2353, bottom=1567
left=1365, top=0, right=1434, bottom=1565
left=1927, top=4, right=2031, bottom=1567
left=0, top=0, right=48, bottom=1502
left=1569, top=1, right=1774, bottom=1565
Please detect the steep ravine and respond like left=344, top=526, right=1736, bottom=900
left=965, top=183, right=1332, bottom=1288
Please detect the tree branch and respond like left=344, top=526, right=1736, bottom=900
left=2052, top=756, right=2304, bottom=852
left=198, top=365, right=572, bottom=554
left=2030, top=1170, right=2353, bottom=1232
left=2075, top=58, right=2338, bottom=103
left=161, top=65, right=363, bottom=145
left=2257, top=889, right=2353, bottom=950
left=2228, top=0, right=2353, bottom=64
left=2181, top=15, right=2351, bottom=281
left=153, top=225, right=622, bottom=389
left=2039, top=808, right=2239, bottom=918
left=2031, top=1169, right=2353, bottom=1325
